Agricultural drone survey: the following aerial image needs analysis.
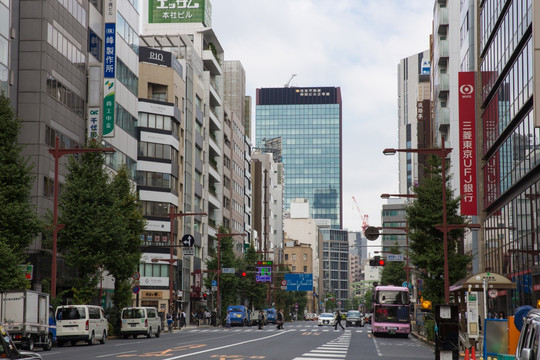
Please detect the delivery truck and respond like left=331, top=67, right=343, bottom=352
left=0, top=290, right=53, bottom=351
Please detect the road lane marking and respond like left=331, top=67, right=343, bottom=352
left=300, top=354, right=346, bottom=358
left=97, top=350, right=138, bottom=358
left=162, top=330, right=293, bottom=360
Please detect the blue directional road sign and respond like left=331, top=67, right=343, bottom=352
left=285, top=273, right=313, bottom=291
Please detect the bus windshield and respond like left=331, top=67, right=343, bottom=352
left=374, top=305, right=410, bottom=323
left=375, top=290, right=410, bottom=305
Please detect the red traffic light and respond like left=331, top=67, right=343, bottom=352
left=241, top=271, right=247, bottom=277
left=202, top=293, right=207, bottom=300
left=378, top=259, right=385, bottom=266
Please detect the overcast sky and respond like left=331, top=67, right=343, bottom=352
left=210, top=1, right=433, bottom=234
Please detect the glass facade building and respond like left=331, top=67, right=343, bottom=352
left=255, top=87, right=343, bottom=228
left=480, top=0, right=540, bottom=310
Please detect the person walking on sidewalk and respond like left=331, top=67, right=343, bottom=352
left=334, top=310, right=344, bottom=330
left=180, top=309, right=186, bottom=328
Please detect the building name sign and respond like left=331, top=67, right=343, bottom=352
left=295, top=88, right=330, bottom=97
left=142, top=291, right=163, bottom=299
left=148, top=0, right=209, bottom=24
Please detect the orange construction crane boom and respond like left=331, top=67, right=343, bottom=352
left=352, top=196, right=369, bottom=232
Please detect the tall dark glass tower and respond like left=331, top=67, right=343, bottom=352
left=255, top=87, right=342, bottom=228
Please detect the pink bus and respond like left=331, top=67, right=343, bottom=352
left=371, top=285, right=411, bottom=337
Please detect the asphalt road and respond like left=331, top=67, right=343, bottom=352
left=36, top=321, right=436, bottom=360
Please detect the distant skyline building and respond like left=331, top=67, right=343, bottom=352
left=255, top=87, right=343, bottom=228
left=397, top=51, right=431, bottom=194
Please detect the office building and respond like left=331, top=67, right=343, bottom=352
left=480, top=0, right=539, bottom=308
left=136, top=46, right=186, bottom=311
left=321, top=227, right=349, bottom=310
left=255, top=87, right=343, bottom=228
left=397, top=51, right=431, bottom=194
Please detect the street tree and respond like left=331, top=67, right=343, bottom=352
left=240, top=242, right=267, bottom=310
left=104, top=165, right=146, bottom=331
left=407, top=155, right=471, bottom=305
left=0, top=93, right=42, bottom=290
left=380, top=243, right=406, bottom=286
left=205, top=226, right=242, bottom=320
left=57, top=144, right=115, bottom=303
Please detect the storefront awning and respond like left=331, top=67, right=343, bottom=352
left=449, top=272, right=517, bottom=292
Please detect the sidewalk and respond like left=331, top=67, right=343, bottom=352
left=411, top=330, right=480, bottom=360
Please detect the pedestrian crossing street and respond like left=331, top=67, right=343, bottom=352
left=187, top=323, right=369, bottom=334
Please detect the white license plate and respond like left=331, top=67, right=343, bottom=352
left=130, top=323, right=137, bottom=327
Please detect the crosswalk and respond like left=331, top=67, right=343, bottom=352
left=293, top=330, right=352, bottom=360
left=187, top=324, right=368, bottom=334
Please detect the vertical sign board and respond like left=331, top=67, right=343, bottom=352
left=87, top=107, right=99, bottom=140
left=103, top=0, right=116, bottom=137
left=458, top=72, right=478, bottom=216
left=466, top=292, right=479, bottom=339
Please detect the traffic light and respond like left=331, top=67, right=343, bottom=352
left=421, top=299, right=432, bottom=310
left=369, top=256, right=385, bottom=266
left=202, top=293, right=207, bottom=300
left=235, top=269, right=247, bottom=277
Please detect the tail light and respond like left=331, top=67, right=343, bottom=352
left=86, top=320, right=89, bottom=331
left=145, top=319, right=148, bottom=328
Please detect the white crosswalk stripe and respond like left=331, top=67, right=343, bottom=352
left=292, top=331, right=352, bottom=360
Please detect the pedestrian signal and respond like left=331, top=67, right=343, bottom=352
left=202, top=293, right=207, bottom=300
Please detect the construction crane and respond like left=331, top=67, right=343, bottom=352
left=284, top=74, right=297, bottom=87
left=352, top=196, right=369, bottom=233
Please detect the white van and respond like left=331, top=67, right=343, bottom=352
left=55, top=305, right=108, bottom=346
left=120, top=307, right=161, bottom=339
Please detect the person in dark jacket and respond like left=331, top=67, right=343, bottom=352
left=276, top=309, right=284, bottom=329
left=335, top=310, right=344, bottom=330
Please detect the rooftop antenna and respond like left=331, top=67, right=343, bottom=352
left=284, top=74, right=297, bottom=87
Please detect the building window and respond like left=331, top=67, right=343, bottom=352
left=292, top=266, right=296, bottom=272
left=303, top=253, right=307, bottom=261
left=303, top=266, right=307, bottom=272
left=43, top=176, right=54, bottom=197
left=285, top=254, right=288, bottom=261
left=292, top=254, right=296, bottom=260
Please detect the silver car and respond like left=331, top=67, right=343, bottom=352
left=346, top=310, right=364, bottom=327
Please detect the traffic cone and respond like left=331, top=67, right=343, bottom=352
left=464, top=348, right=470, bottom=360
left=471, top=346, right=476, bottom=360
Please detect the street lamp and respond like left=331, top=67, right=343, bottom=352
left=49, top=136, right=115, bottom=298
left=383, top=136, right=472, bottom=304
left=167, top=208, right=206, bottom=314
left=215, top=232, right=246, bottom=321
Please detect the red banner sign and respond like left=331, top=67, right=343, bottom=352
left=458, top=72, right=478, bottom=216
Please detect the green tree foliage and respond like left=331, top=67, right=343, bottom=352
left=57, top=146, right=113, bottom=303
left=57, top=152, right=145, bottom=308
left=240, top=242, right=267, bottom=310
left=0, top=93, right=42, bottom=290
left=204, top=226, right=241, bottom=320
left=380, top=243, right=406, bottom=286
left=106, top=165, right=145, bottom=310
left=363, top=289, right=373, bottom=312
left=407, top=155, right=471, bottom=305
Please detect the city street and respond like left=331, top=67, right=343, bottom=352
left=36, top=321, right=435, bottom=360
